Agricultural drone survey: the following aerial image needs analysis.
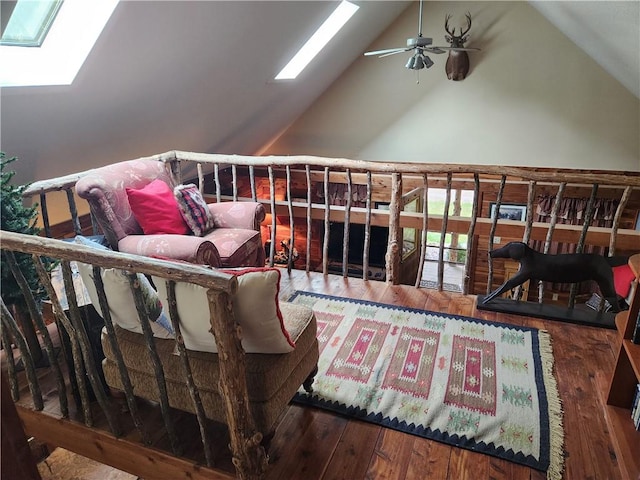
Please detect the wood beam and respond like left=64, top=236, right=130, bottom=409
left=17, top=407, right=234, bottom=480
left=223, top=197, right=640, bottom=251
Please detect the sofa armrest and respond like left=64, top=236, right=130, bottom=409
left=118, top=235, right=221, bottom=266
left=208, top=202, right=265, bottom=231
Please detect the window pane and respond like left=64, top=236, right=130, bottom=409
left=1, top=0, right=63, bottom=47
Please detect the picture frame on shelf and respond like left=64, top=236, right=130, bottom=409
left=490, top=203, right=527, bottom=221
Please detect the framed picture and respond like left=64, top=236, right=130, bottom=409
left=490, top=203, right=527, bottom=221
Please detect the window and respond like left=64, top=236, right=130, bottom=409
left=0, top=0, right=119, bottom=87
left=426, top=189, right=475, bottom=264
left=275, top=1, right=359, bottom=80
left=1, top=0, right=63, bottom=47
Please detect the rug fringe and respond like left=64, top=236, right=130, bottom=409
left=538, top=330, right=565, bottom=480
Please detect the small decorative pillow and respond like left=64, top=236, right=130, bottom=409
left=152, top=267, right=294, bottom=353
left=74, top=236, right=174, bottom=338
left=126, top=179, right=190, bottom=235
left=174, top=184, right=215, bottom=236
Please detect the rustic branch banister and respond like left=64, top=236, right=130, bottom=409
left=1, top=315, right=20, bottom=400
left=5, top=149, right=640, bottom=480
left=92, top=265, right=150, bottom=444
left=128, top=272, right=181, bottom=455
left=246, top=197, right=640, bottom=250
left=437, top=173, right=453, bottom=291
left=164, top=150, right=640, bottom=186
left=63, top=260, right=120, bottom=435
left=537, top=183, right=566, bottom=303
left=343, top=169, right=353, bottom=279
left=415, top=174, right=429, bottom=288
left=463, top=174, right=481, bottom=295
left=165, top=279, right=215, bottom=467
left=0, top=297, right=43, bottom=410
left=2, top=229, right=277, bottom=479
left=23, top=153, right=639, bottom=201
left=5, top=251, right=68, bottom=415
left=232, top=167, right=638, bottom=192
left=305, top=165, right=312, bottom=272
left=487, top=175, right=507, bottom=294
left=363, top=171, right=373, bottom=281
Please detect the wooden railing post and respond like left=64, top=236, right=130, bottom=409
left=386, top=173, right=402, bottom=284
left=206, top=289, right=267, bottom=480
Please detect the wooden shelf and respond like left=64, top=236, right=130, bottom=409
left=622, top=339, right=640, bottom=380
left=603, top=405, right=640, bottom=480
left=606, top=253, right=640, bottom=480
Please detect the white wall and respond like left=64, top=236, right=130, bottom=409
left=265, top=1, right=640, bottom=172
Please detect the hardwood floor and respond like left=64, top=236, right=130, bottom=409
left=275, top=270, right=623, bottom=480
left=15, top=269, right=626, bottom=479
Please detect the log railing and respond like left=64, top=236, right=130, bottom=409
left=22, top=150, right=640, bottom=299
left=6, top=150, right=640, bottom=478
left=0, top=230, right=266, bottom=480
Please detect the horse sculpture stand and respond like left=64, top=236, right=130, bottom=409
left=476, top=242, right=627, bottom=328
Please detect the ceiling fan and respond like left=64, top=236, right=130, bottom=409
left=364, top=0, right=479, bottom=73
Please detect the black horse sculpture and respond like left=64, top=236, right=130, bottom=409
left=482, top=242, right=627, bottom=312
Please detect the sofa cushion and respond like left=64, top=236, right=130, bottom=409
left=174, top=184, right=215, bottom=237
left=77, top=264, right=174, bottom=339
left=153, top=267, right=294, bottom=353
left=118, top=234, right=222, bottom=267
left=203, top=228, right=262, bottom=267
left=101, top=310, right=319, bottom=432
left=74, top=236, right=173, bottom=337
left=102, top=303, right=317, bottom=402
left=126, top=179, right=190, bottom=235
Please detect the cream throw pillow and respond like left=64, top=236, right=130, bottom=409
left=76, top=263, right=174, bottom=339
left=153, top=267, right=294, bottom=353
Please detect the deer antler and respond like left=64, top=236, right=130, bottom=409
left=444, top=14, right=454, bottom=37
left=460, top=12, right=472, bottom=37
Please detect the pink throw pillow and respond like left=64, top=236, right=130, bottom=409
left=126, top=179, right=190, bottom=235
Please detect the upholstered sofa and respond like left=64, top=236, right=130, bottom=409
left=75, top=158, right=266, bottom=267
left=101, top=301, right=318, bottom=437
left=75, top=257, right=319, bottom=441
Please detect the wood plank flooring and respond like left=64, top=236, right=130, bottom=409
left=275, top=270, right=624, bottom=480
left=14, top=269, right=626, bottom=480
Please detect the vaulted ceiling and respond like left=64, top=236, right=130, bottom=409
left=1, top=1, right=638, bottom=185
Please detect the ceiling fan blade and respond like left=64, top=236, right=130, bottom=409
left=422, top=47, right=446, bottom=54
left=430, top=46, right=481, bottom=52
left=379, top=48, right=412, bottom=58
left=364, top=47, right=407, bottom=57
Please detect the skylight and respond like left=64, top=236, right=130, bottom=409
left=275, top=0, right=359, bottom=80
left=1, top=0, right=63, bottom=47
left=0, top=0, right=119, bottom=87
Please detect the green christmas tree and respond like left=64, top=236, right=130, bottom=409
left=1, top=152, right=47, bottom=306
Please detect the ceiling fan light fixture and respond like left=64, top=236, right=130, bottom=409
left=423, top=54, right=434, bottom=69
left=405, top=56, right=416, bottom=69
left=406, top=51, right=434, bottom=71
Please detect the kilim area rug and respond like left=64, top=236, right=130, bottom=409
left=289, top=291, right=564, bottom=480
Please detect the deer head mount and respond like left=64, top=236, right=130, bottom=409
left=444, top=13, right=477, bottom=81
left=363, top=2, right=479, bottom=84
